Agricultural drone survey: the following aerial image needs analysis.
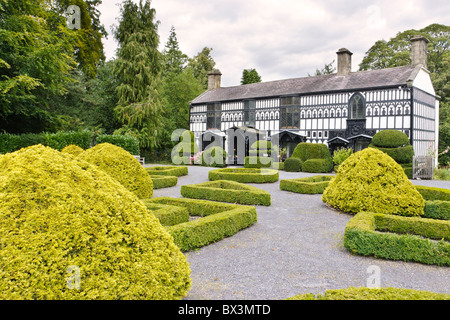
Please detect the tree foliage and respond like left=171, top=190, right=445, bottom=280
left=241, top=68, right=262, bottom=85
left=185, top=47, right=216, bottom=90
left=113, top=0, right=164, bottom=149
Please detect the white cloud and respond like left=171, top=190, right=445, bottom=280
left=98, top=0, right=450, bottom=87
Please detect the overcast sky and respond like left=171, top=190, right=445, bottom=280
left=98, top=0, right=450, bottom=87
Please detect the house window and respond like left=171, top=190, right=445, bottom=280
left=349, top=93, right=365, bottom=119
left=244, top=100, right=256, bottom=126
left=207, top=103, right=221, bottom=129
left=280, top=107, right=299, bottom=129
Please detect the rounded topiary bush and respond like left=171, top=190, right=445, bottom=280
left=61, top=144, right=84, bottom=156
left=322, top=148, right=425, bottom=217
left=370, top=130, right=414, bottom=164
left=371, top=129, right=410, bottom=148
left=284, top=157, right=303, bottom=172
left=291, top=143, right=331, bottom=162
left=249, top=140, right=278, bottom=156
left=302, top=158, right=333, bottom=173
left=77, top=143, right=153, bottom=199
left=0, top=145, right=191, bottom=299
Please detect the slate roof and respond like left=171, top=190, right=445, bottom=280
left=191, top=65, right=418, bottom=105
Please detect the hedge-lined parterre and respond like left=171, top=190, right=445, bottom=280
left=0, top=145, right=191, bottom=299
left=280, top=175, right=334, bottom=194
left=344, top=211, right=450, bottom=266
left=287, top=287, right=450, bottom=300
left=149, top=175, right=178, bottom=189
left=181, top=180, right=271, bottom=206
left=144, top=197, right=258, bottom=252
left=208, top=168, right=279, bottom=183
left=146, top=165, right=188, bottom=177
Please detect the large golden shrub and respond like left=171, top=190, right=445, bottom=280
left=0, top=145, right=191, bottom=299
left=61, top=144, right=84, bottom=156
left=78, top=143, right=153, bottom=199
left=322, top=148, right=424, bottom=216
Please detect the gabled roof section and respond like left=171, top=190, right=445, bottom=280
left=191, top=65, right=417, bottom=105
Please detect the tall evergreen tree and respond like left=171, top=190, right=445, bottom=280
left=186, top=47, right=216, bottom=90
left=241, top=68, right=262, bottom=85
left=113, top=0, right=164, bottom=149
left=162, top=26, right=188, bottom=78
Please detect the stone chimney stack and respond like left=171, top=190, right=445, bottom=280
left=411, top=35, right=429, bottom=69
left=336, top=48, right=353, bottom=76
left=208, top=70, right=222, bottom=90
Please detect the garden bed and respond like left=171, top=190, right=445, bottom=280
left=344, top=211, right=450, bottom=266
left=146, top=165, right=188, bottom=177
left=143, top=197, right=257, bottom=252
left=280, top=175, right=333, bottom=194
left=208, top=168, right=279, bottom=183
left=180, top=180, right=271, bottom=206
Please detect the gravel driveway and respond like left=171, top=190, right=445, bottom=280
left=148, top=165, right=450, bottom=300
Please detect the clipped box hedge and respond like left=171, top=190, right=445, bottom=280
left=141, top=201, right=189, bottom=226
left=280, top=175, right=334, bottom=194
left=287, top=287, right=450, bottom=300
left=145, top=197, right=257, bottom=252
left=344, top=212, right=450, bottom=266
left=209, top=168, right=279, bottom=183
left=424, top=201, right=450, bottom=220
left=244, top=156, right=273, bottom=169
left=181, top=180, right=271, bottom=206
left=146, top=166, right=188, bottom=177
left=415, top=185, right=450, bottom=201
left=149, top=175, right=178, bottom=189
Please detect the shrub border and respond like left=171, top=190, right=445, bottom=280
left=344, top=212, right=450, bottom=266
left=149, top=175, right=178, bottom=189
left=181, top=180, right=271, bottom=206
left=280, top=175, right=333, bottom=194
left=146, top=166, right=188, bottom=177
left=144, top=197, right=257, bottom=252
left=208, top=168, right=279, bottom=183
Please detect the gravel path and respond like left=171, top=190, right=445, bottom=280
left=148, top=165, right=450, bottom=300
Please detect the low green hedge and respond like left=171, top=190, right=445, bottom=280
left=369, top=144, right=415, bottom=164
left=280, top=175, right=333, bottom=194
left=287, top=287, right=450, bottom=300
left=344, top=212, right=450, bottom=266
left=424, top=201, right=450, bottom=220
left=142, top=201, right=189, bottom=226
left=302, top=158, right=333, bottom=173
left=208, top=168, right=279, bottom=183
left=145, top=197, right=257, bottom=251
left=181, top=180, right=271, bottom=206
left=284, top=157, right=302, bottom=172
left=149, top=175, right=178, bottom=189
left=146, top=166, right=188, bottom=177
left=415, top=185, right=450, bottom=201
left=96, top=134, right=140, bottom=155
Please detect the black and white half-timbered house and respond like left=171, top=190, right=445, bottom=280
left=189, top=36, right=439, bottom=165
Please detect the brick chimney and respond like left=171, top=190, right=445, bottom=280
left=208, top=70, right=222, bottom=90
left=336, top=48, right=353, bottom=76
left=411, top=35, right=429, bottom=69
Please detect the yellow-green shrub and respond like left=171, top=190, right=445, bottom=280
left=61, top=144, right=84, bottom=156
left=78, top=143, right=153, bottom=199
left=322, top=148, right=424, bottom=216
left=0, top=145, right=191, bottom=299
